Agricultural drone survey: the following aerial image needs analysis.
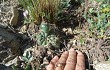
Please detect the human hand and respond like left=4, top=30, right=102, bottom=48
left=46, top=48, right=85, bottom=70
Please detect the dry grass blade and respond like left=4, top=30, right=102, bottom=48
left=19, top=0, right=63, bottom=24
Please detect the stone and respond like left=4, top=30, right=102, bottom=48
left=10, top=7, right=19, bottom=26
left=0, top=0, right=19, bottom=27
left=0, top=64, right=12, bottom=70
left=94, top=61, right=110, bottom=70
left=5, top=56, right=18, bottom=66
left=0, top=28, right=21, bottom=64
left=19, top=25, right=27, bottom=34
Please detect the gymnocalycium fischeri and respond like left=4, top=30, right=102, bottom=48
left=35, top=21, right=60, bottom=48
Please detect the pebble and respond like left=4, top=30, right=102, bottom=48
left=95, top=61, right=110, bottom=70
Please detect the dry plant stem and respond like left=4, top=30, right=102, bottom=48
left=84, top=0, right=89, bottom=15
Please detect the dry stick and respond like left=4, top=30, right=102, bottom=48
left=84, top=0, right=89, bottom=16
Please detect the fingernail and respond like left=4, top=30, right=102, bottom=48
left=69, top=48, right=75, bottom=51
left=53, top=56, right=58, bottom=59
left=64, top=51, right=68, bottom=54
left=76, top=50, right=83, bottom=55
left=46, top=64, right=52, bottom=69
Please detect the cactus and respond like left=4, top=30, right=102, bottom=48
left=36, top=22, right=60, bottom=48
left=22, top=51, right=33, bottom=62
left=40, top=21, right=49, bottom=33
left=47, top=35, right=60, bottom=48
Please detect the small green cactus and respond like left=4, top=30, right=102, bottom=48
left=37, top=32, right=49, bottom=46
left=36, top=22, right=60, bottom=48
left=22, top=51, right=33, bottom=62
left=47, top=35, right=60, bottom=48
left=40, top=21, right=49, bottom=33
left=12, top=51, right=33, bottom=70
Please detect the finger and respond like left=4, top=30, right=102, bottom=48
left=55, top=51, right=69, bottom=70
left=75, top=50, right=85, bottom=70
left=64, top=48, right=77, bottom=70
left=46, top=56, right=59, bottom=70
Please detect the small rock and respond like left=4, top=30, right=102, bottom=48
left=0, top=28, right=21, bottom=64
left=19, top=25, right=27, bottom=34
left=10, top=7, right=19, bottom=26
left=67, top=28, right=73, bottom=34
left=47, top=51, right=52, bottom=55
left=5, top=56, right=18, bottom=66
left=27, top=23, right=38, bottom=35
left=62, top=28, right=68, bottom=32
left=62, top=28, right=73, bottom=35
left=0, top=64, right=12, bottom=70
left=95, top=61, right=110, bottom=70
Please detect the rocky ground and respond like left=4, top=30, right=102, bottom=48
left=0, top=0, right=110, bottom=70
